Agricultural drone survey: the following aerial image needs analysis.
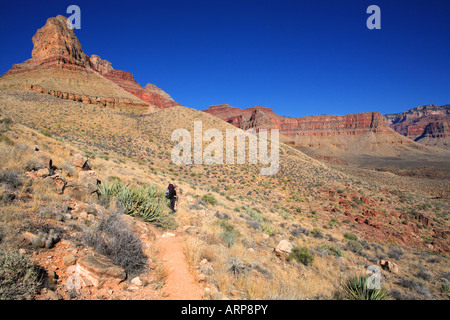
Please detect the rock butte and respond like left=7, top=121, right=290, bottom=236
left=3, top=15, right=179, bottom=110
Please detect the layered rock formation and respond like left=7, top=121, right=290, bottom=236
left=203, top=104, right=393, bottom=139
left=90, top=55, right=179, bottom=109
left=385, top=104, right=449, bottom=149
left=24, top=84, right=149, bottom=109
left=2, top=15, right=179, bottom=110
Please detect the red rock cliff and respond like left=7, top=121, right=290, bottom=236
left=203, top=104, right=392, bottom=137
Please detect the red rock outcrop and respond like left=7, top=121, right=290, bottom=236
left=4, top=15, right=92, bottom=75
left=2, top=15, right=180, bottom=110
left=91, top=54, right=180, bottom=109
left=385, top=104, right=449, bottom=149
left=24, top=85, right=149, bottom=110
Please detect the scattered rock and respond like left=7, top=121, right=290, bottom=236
left=43, top=174, right=66, bottom=194
left=63, top=254, right=77, bottom=266
left=76, top=254, right=126, bottom=287
left=131, top=277, right=142, bottom=286
left=162, top=232, right=176, bottom=238
left=45, top=289, right=62, bottom=300
left=378, top=259, right=399, bottom=274
left=70, top=154, right=91, bottom=170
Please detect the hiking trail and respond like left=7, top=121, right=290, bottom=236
left=156, top=230, right=204, bottom=300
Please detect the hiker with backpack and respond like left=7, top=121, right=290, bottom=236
left=166, top=184, right=178, bottom=213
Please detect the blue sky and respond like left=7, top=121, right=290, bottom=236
left=0, top=0, right=449, bottom=117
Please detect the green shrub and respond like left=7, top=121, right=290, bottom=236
left=39, top=129, right=52, bottom=137
left=321, top=244, right=344, bottom=257
left=98, top=181, right=176, bottom=229
left=288, top=246, right=314, bottom=266
left=339, top=275, right=389, bottom=300
left=220, top=231, right=236, bottom=248
left=202, top=193, right=217, bottom=206
left=346, top=240, right=364, bottom=256
left=344, top=232, right=358, bottom=241
left=0, top=249, right=43, bottom=300
left=311, top=228, right=324, bottom=238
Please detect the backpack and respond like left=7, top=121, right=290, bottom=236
left=166, top=184, right=174, bottom=199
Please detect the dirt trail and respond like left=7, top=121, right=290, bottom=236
left=156, top=231, right=204, bottom=300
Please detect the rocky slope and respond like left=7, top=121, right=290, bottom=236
left=385, top=104, right=449, bottom=150
left=2, top=15, right=179, bottom=110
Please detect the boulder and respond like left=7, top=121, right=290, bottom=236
left=70, top=153, right=91, bottom=170
left=33, top=150, right=53, bottom=169
left=36, top=168, right=50, bottom=178
left=77, top=171, right=101, bottom=194
left=64, top=180, right=95, bottom=200
left=378, top=259, right=399, bottom=274
left=275, top=240, right=294, bottom=258
left=76, top=254, right=126, bottom=287
left=63, top=254, right=77, bottom=266
left=43, top=174, right=66, bottom=194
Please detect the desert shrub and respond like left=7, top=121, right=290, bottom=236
left=345, top=240, right=365, bottom=256
left=415, top=270, right=433, bottom=282
left=38, top=129, right=52, bottom=137
left=82, top=210, right=147, bottom=277
left=344, top=232, right=358, bottom=241
left=321, top=244, right=344, bottom=257
left=228, top=257, right=248, bottom=276
left=220, top=231, right=236, bottom=248
left=311, top=228, right=324, bottom=238
left=0, top=249, right=43, bottom=300
left=388, top=246, right=404, bottom=260
left=261, top=224, right=276, bottom=236
left=441, top=282, right=450, bottom=293
left=287, top=246, right=314, bottom=266
left=22, top=158, right=44, bottom=172
left=98, top=181, right=176, bottom=229
left=218, top=220, right=240, bottom=247
left=290, top=225, right=310, bottom=237
left=202, top=193, right=217, bottom=206
left=339, top=275, right=389, bottom=300
left=0, top=170, right=22, bottom=189
left=0, top=135, right=14, bottom=146
left=396, top=278, right=431, bottom=298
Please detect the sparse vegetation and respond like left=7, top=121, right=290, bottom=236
left=0, top=248, right=43, bottom=300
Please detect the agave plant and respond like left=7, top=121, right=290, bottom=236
left=341, top=275, right=389, bottom=300
left=98, top=180, right=171, bottom=224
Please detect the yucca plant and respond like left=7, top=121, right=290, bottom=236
left=98, top=180, right=172, bottom=226
left=341, top=275, right=389, bottom=300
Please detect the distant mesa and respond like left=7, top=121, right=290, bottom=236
left=2, top=15, right=179, bottom=110
left=385, top=104, right=449, bottom=150
left=204, top=104, right=394, bottom=139
left=204, top=103, right=450, bottom=152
